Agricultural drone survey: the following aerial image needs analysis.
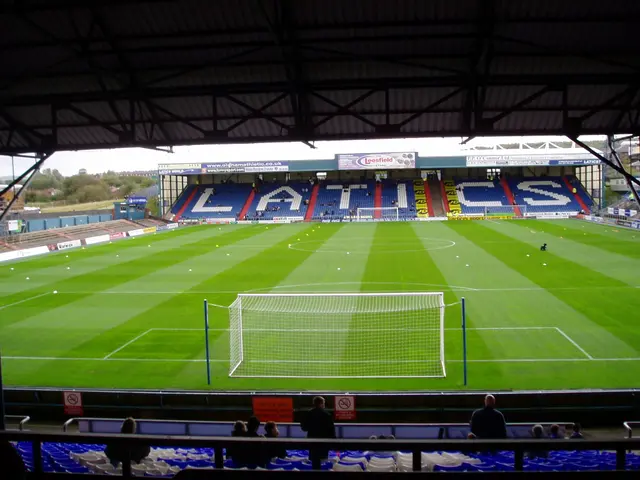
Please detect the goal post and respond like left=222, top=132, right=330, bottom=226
left=227, top=292, right=446, bottom=378
left=356, top=207, right=399, bottom=221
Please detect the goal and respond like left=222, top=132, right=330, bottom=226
left=483, top=205, right=527, bottom=218
left=228, top=292, right=446, bottom=378
left=356, top=207, right=399, bottom=221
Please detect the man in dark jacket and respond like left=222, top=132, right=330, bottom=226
left=105, top=418, right=151, bottom=467
left=301, top=396, right=335, bottom=468
left=0, top=441, right=26, bottom=480
left=470, top=394, right=507, bottom=439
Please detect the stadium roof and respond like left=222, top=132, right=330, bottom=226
left=1, top=0, right=640, bottom=155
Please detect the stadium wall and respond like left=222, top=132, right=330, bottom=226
left=4, top=387, right=640, bottom=426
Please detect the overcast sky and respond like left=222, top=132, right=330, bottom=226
left=0, top=135, right=606, bottom=178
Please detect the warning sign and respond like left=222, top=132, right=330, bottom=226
left=252, top=397, right=293, bottom=423
left=334, top=395, right=356, bottom=421
left=63, top=391, right=84, bottom=416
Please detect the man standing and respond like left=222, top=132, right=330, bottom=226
left=301, top=396, right=336, bottom=469
left=470, top=394, right=507, bottom=439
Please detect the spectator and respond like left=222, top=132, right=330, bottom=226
left=244, top=416, right=266, bottom=467
left=104, top=418, right=150, bottom=467
left=0, top=440, right=26, bottom=480
left=527, top=425, right=548, bottom=460
left=549, top=424, right=562, bottom=439
left=470, top=394, right=507, bottom=439
left=264, top=421, right=287, bottom=460
left=301, top=396, right=336, bottom=467
left=227, top=421, right=247, bottom=465
left=570, top=423, right=584, bottom=439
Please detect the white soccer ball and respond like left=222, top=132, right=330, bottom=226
left=465, top=264, right=470, bottom=267
left=53, top=290, right=58, bottom=294
left=526, top=254, right=530, bottom=257
left=65, top=255, right=69, bottom=258
left=10, top=267, right=14, bottom=271
left=306, top=233, right=309, bottom=236
left=543, top=263, right=547, bottom=266
left=216, top=244, right=219, bottom=247
left=456, top=255, right=459, bottom=258
left=66, top=267, right=70, bottom=270
left=337, top=267, right=341, bottom=270
left=116, top=255, right=119, bottom=257
left=347, top=252, right=350, bottom=255
left=297, top=238, right=300, bottom=241
left=26, top=277, right=30, bottom=280
left=189, top=269, right=192, bottom=272
left=288, top=244, right=291, bottom=247
left=148, top=244, right=151, bottom=247
left=226, top=253, right=230, bottom=256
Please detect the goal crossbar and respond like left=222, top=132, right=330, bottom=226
left=356, top=207, right=399, bottom=221
left=227, top=292, right=446, bottom=379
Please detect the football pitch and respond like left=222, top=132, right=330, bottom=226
left=1, top=219, right=639, bottom=392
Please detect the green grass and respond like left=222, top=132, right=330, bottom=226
left=1, top=220, right=639, bottom=392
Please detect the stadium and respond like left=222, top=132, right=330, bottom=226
left=1, top=0, right=640, bottom=477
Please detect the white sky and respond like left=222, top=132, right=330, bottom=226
left=0, top=135, right=607, bottom=178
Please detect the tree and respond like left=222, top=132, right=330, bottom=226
left=147, top=195, right=160, bottom=216
left=71, top=183, right=112, bottom=203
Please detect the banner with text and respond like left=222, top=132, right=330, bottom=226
left=252, top=397, right=293, bottom=423
left=466, top=154, right=600, bottom=167
left=84, top=234, right=110, bottom=245
left=337, top=152, right=416, bottom=170
left=57, top=239, right=82, bottom=251
left=203, top=161, right=289, bottom=174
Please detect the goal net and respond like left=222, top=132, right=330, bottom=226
left=228, top=292, right=446, bottom=378
left=483, top=205, right=527, bottom=218
left=356, top=207, right=399, bottom=221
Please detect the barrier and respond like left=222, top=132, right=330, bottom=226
left=127, top=229, right=145, bottom=237
left=84, top=234, right=110, bottom=245
left=109, top=232, right=125, bottom=240
left=0, top=429, right=638, bottom=475
left=56, top=239, right=82, bottom=250
left=142, top=226, right=157, bottom=234
left=167, top=222, right=179, bottom=229
left=0, top=245, right=50, bottom=263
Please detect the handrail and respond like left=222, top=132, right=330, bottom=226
left=4, top=415, right=30, bottom=431
left=62, top=417, right=574, bottom=438
left=623, top=421, right=640, bottom=439
left=1, top=430, right=638, bottom=476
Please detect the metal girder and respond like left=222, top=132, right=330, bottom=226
left=570, top=136, right=640, bottom=205
left=0, top=152, right=53, bottom=222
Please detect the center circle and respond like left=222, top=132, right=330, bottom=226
left=287, top=237, right=455, bottom=254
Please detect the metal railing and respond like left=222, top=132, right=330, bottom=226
left=3, top=415, right=30, bottom=431
left=62, top=417, right=574, bottom=440
left=1, top=430, right=639, bottom=477
left=623, top=421, right=640, bottom=439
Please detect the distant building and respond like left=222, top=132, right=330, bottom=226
left=79, top=168, right=88, bottom=175
left=115, top=170, right=156, bottom=178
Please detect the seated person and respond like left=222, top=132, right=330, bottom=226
left=570, top=423, right=584, bottom=439
left=227, top=421, right=247, bottom=464
left=0, top=441, right=26, bottom=480
left=264, top=421, right=288, bottom=460
left=105, top=418, right=150, bottom=467
left=526, top=425, right=548, bottom=460
left=549, top=424, right=562, bottom=439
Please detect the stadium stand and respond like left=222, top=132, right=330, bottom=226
left=5, top=429, right=640, bottom=475
left=167, top=176, right=597, bottom=223
left=172, top=184, right=252, bottom=221
left=2, top=220, right=141, bottom=250
left=508, top=177, right=589, bottom=215
left=244, top=183, right=312, bottom=221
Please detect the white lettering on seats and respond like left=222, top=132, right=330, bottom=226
left=192, top=188, right=233, bottom=213
left=516, top=181, right=571, bottom=206
left=256, top=186, right=302, bottom=211
left=457, top=181, right=503, bottom=207
left=327, top=184, right=367, bottom=209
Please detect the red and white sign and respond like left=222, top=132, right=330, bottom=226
left=63, top=391, right=84, bottom=416
left=334, top=395, right=356, bottom=421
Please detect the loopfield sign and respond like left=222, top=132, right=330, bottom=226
left=337, top=152, right=416, bottom=170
